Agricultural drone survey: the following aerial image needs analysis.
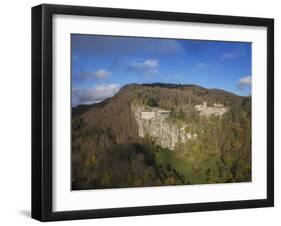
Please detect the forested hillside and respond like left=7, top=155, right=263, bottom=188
left=72, top=83, right=251, bottom=190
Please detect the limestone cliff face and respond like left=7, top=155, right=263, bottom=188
left=131, top=105, right=197, bottom=150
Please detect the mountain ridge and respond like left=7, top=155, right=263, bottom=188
left=73, top=83, right=244, bottom=117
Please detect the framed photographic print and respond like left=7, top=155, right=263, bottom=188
left=32, top=4, right=274, bottom=221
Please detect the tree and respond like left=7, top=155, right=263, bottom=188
left=145, top=97, right=158, bottom=107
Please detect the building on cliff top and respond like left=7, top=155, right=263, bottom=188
left=195, top=102, right=228, bottom=117
left=140, top=109, right=170, bottom=120
left=131, top=105, right=196, bottom=150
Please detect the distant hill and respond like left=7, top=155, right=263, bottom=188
left=73, top=83, right=243, bottom=117
left=72, top=83, right=251, bottom=190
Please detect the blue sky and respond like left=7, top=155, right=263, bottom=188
left=72, top=34, right=251, bottom=106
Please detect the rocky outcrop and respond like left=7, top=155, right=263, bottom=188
left=131, top=105, right=197, bottom=150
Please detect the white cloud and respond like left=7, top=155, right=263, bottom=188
left=222, top=52, right=238, bottom=60
left=221, top=47, right=246, bottom=60
left=94, top=69, right=111, bottom=79
left=237, top=76, right=251, bottom=90
left=130, top=59, right=159, bottom=75
left=72, top=84, right=120, bottom=106
left=195, top=62, right=209, bottom=68
left=80, top=69, right=111, bottom=79
left=156, top=40, right=183, bottom=54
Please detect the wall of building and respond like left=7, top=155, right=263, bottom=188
left=195, top=102, right=228, bottom=117
left=141, top=111, right=155, bottom=120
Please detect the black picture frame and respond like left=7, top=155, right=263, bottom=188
left=32, top=3, right=274, bottom=222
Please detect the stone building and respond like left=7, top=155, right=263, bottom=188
left=195, top=102, right=228, bottom=117
left=195, top=101, right=207, bottom=111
